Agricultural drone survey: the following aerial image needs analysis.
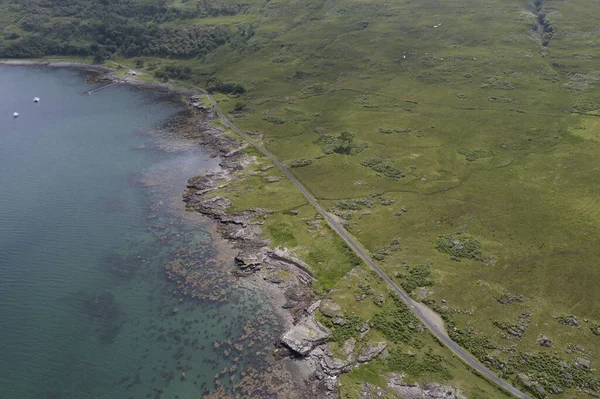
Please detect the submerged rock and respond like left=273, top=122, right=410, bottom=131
left=281, top=314, right=331, bottom=356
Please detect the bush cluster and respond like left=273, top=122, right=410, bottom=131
left=372, top=236, right=401, bottom=260
left=290, top=159, right=313, bottom=168
left=321, top=131, right=368, bottom=155
left=262, top=115, right=287, bottom=124
left=505, top=353, right=600, bottom=398
left=0, top=0, right=254, bottom=60
left=378, top=127, right=412, bottom=134
left=435, top=232, right=483, bottom=260
left=361, top=157, right=405, bottom=179
left=400, top=264, right=433, bottom=293
left=207, top=79, right=247, bottom=95
left=323, top=313, right=364, bottom=343
left=335, top=198, right=372, bottom=211
left=387, top=351, right=452, bottom=380
left=154, top=65, right=193, bottom=82
left=456, top=148, right=494, bottom=161
left=372, top=296, right=424, bottom=347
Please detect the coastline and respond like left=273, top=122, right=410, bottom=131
left=1, top=60, right=325, bottom=397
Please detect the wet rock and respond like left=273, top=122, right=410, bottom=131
left=357, top=342, right=387, bottom=363
left=281, top=314, right=331, bottom=356
left=282, top=301, right=297, bottom=309
left=235, top=249, right=267, bottom=270
left=186, top=175, right=212, bottom=191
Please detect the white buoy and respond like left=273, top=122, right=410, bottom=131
left=33, top=97, right=40, bottom=103
left=13, top=112, right=19, bottom=118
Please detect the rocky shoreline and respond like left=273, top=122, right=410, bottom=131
left=178, top=100, right=343, bottom=397
left=4, top=61, right=471, bottom=398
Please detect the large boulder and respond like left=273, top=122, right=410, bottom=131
left=281, top=314, right=331, bottom=356
left=234, top=249, right=267, bottom=269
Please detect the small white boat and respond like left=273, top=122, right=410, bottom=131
left=13, top=112, right=19, bottom=118
left=33, top=97, right=40, bottom=103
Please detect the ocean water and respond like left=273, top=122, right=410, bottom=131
left=0, top=66, right=278, bottom=399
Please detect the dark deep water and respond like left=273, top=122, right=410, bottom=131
left=0, top=66, right=278, bottom=398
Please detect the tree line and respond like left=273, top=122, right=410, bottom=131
left=0, top=0, right=254, bottom=61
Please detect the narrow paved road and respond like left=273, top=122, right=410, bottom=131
left=202, top=93, right=531, bottom=399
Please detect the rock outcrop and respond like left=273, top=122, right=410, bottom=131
left=319, top=298, right=342, bottom=317
left=357, top=373, right=467, bottom=399
left=388, top=373, right=467, bottom=399
left=311, top=339, right=357, bottom=376
left=281, top=314, right=332, bottom=356
left=357, top=341, right=387, bottom=363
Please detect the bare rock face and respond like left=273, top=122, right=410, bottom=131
left=282, top=314, right=331, bottom=356
left=388, top=373, right=467, bottom=399
left=357, top=342, right=387, bottom=363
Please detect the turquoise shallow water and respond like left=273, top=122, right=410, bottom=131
left=0, top=66, right=277, bottom=399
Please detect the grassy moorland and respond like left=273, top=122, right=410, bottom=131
left=4, top=0, right=600, bottom=397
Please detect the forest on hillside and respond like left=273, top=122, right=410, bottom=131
left=0, top=0, right=254, bottom=61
